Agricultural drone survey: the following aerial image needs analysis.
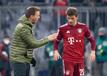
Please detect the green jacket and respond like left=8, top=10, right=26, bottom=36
left=10, top=15, right=49, bottom=63
left=96, top=36, right=107, bottom=63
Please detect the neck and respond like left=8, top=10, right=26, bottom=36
left=28, top=18, right=33, bottom=25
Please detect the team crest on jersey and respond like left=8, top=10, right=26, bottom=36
left=77, top=28, right=82, bottom=33
left=66, top=30, right=70, bottom=33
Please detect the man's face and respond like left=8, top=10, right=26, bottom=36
left=30, top=11, right=40, bottom=24
left=67, top=15, right=77, bottom=26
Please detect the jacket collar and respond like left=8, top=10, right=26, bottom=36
left=18, top=15, right=33, bottom=28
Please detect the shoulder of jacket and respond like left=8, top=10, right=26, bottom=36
left=16, top=23, right=24, bottom=29
left=17, top=23, right=31, bottom=30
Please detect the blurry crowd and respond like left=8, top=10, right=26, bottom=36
left=0, top=0, right=107, bottom=6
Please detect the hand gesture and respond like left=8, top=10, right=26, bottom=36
left=48, top=33, right=57, bottom=41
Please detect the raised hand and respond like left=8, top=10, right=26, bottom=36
left=48, top=33, right=57, bottom=41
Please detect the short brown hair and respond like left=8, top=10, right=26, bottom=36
left=25, top=6, right=40, bottom=18
left=66, top=7, right=78, bottom=16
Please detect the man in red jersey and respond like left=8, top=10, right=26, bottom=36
left=53, top=7, right=96, bottom=76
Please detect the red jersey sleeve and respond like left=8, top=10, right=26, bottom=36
left=85, top=26, right=96, bottom=51
left=54, top=28, right=63, bottom=51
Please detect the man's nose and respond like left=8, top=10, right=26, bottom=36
left=69, top=21, right=72, bottom=23
left=69, top=19, right=72, bottom=22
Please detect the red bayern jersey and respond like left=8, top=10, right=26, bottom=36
left=54, top=22, right=96, bottom=63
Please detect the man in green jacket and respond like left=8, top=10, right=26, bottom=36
left=10, top=6, right=57, bottom=76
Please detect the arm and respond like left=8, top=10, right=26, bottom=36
left=20, top=27, right=56, bottom=49
left=85, top=26, right=96, bottom=62
left=54, top=29, right=62, bottom=61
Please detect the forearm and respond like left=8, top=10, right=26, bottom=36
left=54, top=39, right=59, bottom=51
left=26, top=37, right=49, bottom=48
left=34, top=37, right=49, bottom=48
left=88, top=37, right=96, bottom=51
left=20, top=28, right=49, bottom=48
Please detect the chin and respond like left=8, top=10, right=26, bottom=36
left=32, top=22, right=35, bottom=24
